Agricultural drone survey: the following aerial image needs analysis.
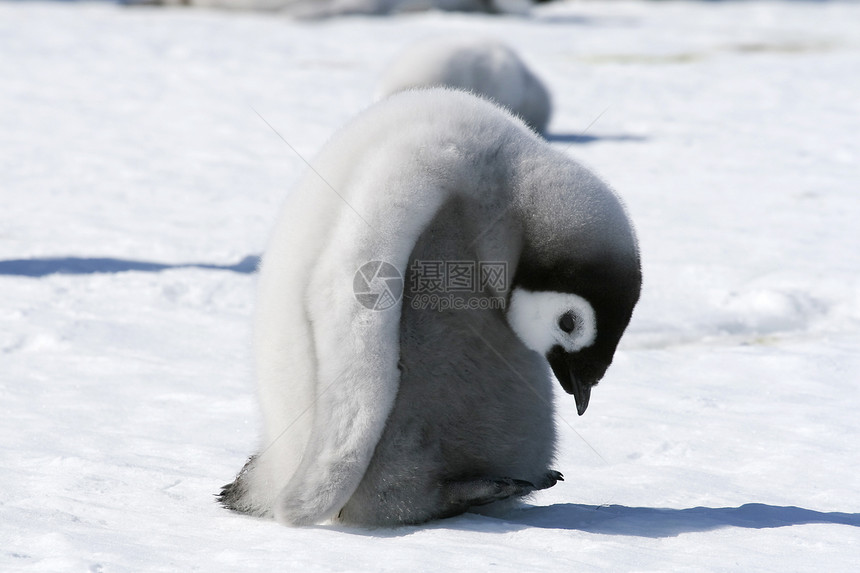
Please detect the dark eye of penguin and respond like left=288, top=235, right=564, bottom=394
left=558, top=312, right=576, bottom=334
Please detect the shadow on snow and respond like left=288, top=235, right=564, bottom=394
left=0, top=255, right=260, bottom=277
left=500, top=502, right=860, bottom=537
left=331, top=503, right=859, bottom=538
left=545, top=133, right=648, bottom=145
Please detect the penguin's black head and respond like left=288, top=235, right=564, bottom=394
left=507, top=256, right=641, bottom=415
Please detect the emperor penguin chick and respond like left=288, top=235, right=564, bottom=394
left=220, top=88, right=641, bottom=527
left=378, top=37, right=552, bottom=134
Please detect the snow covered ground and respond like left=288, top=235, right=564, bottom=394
left=2, top=0, right=859, bottom=570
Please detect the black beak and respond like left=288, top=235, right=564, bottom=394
left=547, top=349, right=597, bottom=416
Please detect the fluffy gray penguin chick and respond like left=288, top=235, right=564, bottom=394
left=147, top=0, right=533, bottom=18
left=220, top=88, right=641, bottom=527
left=377, top=37, right=553, bottom=134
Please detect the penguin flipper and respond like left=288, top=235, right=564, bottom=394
left=270, top=172, right=454, bottom=525
left=270, top=257, right=405, bottom=525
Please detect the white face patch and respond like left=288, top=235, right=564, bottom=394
left=506, top=288, right=597, bottom=355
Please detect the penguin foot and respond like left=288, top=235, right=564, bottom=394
left=534, top=470, right=564, bottom=490
left=442, top=476, right=537, bottom=510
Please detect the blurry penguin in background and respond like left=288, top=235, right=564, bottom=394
left=220, top=88, right=641, bottom=526
left=141, top=0, right=536, bottom=18
left=378, top=37, right=553, bottom=134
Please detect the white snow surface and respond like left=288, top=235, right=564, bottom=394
left=1, top=1, right=859, bottom=571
